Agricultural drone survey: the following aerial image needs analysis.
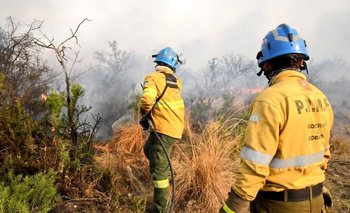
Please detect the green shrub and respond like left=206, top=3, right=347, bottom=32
left=44, top=91, right=65, bottom=132
left=0, top=171, right=59, bottom=213
left=0, top=73, right=5, bottom=91
left=0, top=100, right=40, bottom=174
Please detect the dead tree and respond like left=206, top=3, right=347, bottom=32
left=220, top=54, right=254, bottom=87
left=0, top=17, right=55, bottom=115
left=35, top=18, right=92, bottom=146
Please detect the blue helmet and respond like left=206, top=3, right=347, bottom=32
left=257, top=24, right=309, bottom=66
left=152, top=47, right=181, bottom=70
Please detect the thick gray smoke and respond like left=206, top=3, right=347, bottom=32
left=2, top=1, right=350, bottom=142
left=78, top=42, right=148, bottom=140
left=77, top=44, right=350, bottom=141
left=78, top=46, right=267, bottom=140
left=308, top=58, right=350, bottom=115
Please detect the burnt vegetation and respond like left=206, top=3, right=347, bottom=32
left=0, top=17, right=349, bottom=212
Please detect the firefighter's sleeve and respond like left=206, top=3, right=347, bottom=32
left=321, top=144, right=331, bottom=170
left=220, top=189, right=250, bottom=213
left=140, top=75, right=157, bottom=116
left=232, top=100, right=281, bottom=201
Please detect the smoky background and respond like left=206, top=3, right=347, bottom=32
left=76, top=45, right=350, bottom=140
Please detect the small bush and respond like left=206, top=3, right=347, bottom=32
left=0, top=171, right=59, bottom=213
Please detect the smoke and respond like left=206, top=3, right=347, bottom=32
left=308, top=58, right=350, bottom=114
left=78, top=42, right=147, bottom=140
left=1, top=1, right=350, bottom=141
left=77, top=45, right=268, bottom=140
left=75, top=45, right=350, bottom=141
left=180, top=53, right=266, bottom=98
left=48, top=45, right=350, bottom=142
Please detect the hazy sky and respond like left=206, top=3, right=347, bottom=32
left=1, top=0, right=350, bottom=71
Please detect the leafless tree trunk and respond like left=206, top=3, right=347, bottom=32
left=35, top=18, right=91, bottom=146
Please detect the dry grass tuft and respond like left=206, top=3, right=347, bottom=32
left=174, top=120, right=242, bottom=212
left=94, top=116, right=247, bottom=212
left=94, top=122, right=152, bottom=195
left=109, top=122, right=146, bottom=155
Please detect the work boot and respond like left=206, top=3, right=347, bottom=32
left=145, top=206, right=156, bottom=213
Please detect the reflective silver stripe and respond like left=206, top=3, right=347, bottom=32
left=270, top=150, right=324, bottom=168
left=240, top=146, right=273, bottom=166
left=272, top=29, right=301, bottom=42
left=166, top=80, right=177, bottom=87
left=241, top=146, right=325, bottom=168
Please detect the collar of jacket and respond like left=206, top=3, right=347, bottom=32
left=270, top=70, right=306, bottom=86
left=155, top=65, right=174, bottom=74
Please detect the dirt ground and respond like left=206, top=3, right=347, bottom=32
left=325, top=154, right=350, bottom=213
left=325, top=111, right=350, bottom=213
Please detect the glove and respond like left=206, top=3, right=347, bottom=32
left=139, top=116, right=150, bottom=130
left=219, top=190, right=250, bottom=213
left=322, top=186, right=333, bottom=208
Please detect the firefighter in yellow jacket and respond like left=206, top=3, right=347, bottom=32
left=220, top=24, right=334, bottom=213
left=139, top=47, right=185, bottom=213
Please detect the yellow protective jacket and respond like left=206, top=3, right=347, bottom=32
left=233, top=70, right=334, bottom=201
left=140, top=66, right=185, bottom=139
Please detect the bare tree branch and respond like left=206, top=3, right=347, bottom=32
left=59, top=18, right=91, bottom=48
left=32, top=18, right=91, bottom=146
left=0, top=17, right=54, bottom=115
left=69, top=51, right=80, bottom=79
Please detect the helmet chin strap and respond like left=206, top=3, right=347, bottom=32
left=177, top=55, right=183, bottom=64
left=256, top=66, right=274, bottom=82
left=256, top=69, right=263, bottom=76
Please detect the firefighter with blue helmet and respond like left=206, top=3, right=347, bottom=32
left=140, top=47, right=185, bottom=213
left=153, top=47, right=181, bottom=70
left=220, top=24, right=334, bottom=213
